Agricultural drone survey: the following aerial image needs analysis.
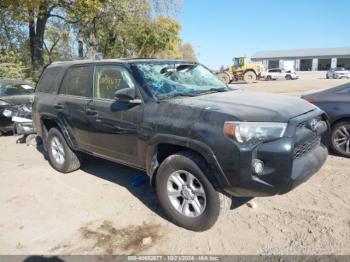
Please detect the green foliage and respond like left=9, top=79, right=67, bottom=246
left=135, top=16, right=182, bottom=59
left=0, top=0, right=196, bottom=80
left=0, top=51, right=30, bottom=80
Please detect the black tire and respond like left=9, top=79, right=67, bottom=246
left=326, top=74, right=329, bottom=79
left=46, top=128, right=81, bottom=173
left=155, top=151, right=226, bottom=231
left=285, top=75, right=292, bottom=80
left=331, top=121, right=350, bottom=158
left=266, top=75, right=272, bottom=81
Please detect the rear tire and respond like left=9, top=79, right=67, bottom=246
left=155, top=151, right=225, bottom=231
left=285, top=75, right=292, bottom=80
left=266, top=75, right=272, bottom=81
left=243, top=71, right=257, bottom=83
left=46, top=128, right=81, bottom=173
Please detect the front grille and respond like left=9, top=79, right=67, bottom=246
left=294, top=136, right=321, bottom=160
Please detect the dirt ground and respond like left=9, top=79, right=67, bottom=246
left=0, top=72, right=350, bottom=255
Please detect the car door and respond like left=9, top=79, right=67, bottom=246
left=269, top=69, right=277, bottom=79
left=275, top=69, right=283, bottom=79
left=56, top=65, right=93, bottom=151
left=86, top=64, right=145, bottom=168
left=279, top=69, right=287, bottom=79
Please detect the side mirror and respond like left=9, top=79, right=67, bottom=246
left=114, top=88, right=141, bottom=104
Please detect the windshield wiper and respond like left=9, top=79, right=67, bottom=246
left=159, top=92, right=197, bottom=100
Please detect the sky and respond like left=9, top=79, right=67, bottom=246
left=178, top=0, right=350, bottom=69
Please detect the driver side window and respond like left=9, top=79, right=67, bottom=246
left=94, top=65, right=135, bottom=100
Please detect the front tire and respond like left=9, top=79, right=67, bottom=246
left=331, top=122, right=350, bottom=158
left=265, top=75, right=272, bottom=81
left=155, top=151, right=222, bottom=231
left=285, top=75, right=292, bottom=80
left=47, top=128, right=81, bottom=173
left=217, top=72, right=231, bottom=84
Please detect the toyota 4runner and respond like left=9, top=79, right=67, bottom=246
left=33, top=59, right=328, bottom=231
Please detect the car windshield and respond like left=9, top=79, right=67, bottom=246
left=335, top=67, right=346, bottom=71
left=0, top=82, right=34, bottom=96
left=134, top=62, right=228, bottom=99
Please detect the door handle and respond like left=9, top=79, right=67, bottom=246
left=54, top=103, right=64, bottom=110
left=86, top=108, right=98, bottom=116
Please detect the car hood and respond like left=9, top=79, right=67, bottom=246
left=334, top=71, right=349, bottom=74
left=0, top=94, right=34, bottom=105
left=168, top=90, right=317, bottom=122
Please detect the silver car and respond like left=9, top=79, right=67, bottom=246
left=326, top=67, right=350, bottom=79
left=265, top=68, right=299, bottom=80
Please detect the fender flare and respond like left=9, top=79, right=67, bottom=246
left=40, top=114, right=77, bottom=151
left=146, top=134, right=231, bottom=189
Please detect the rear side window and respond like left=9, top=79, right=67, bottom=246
left=36, top=67, right=61, bottom=94
left=59, top=66, right=93, bottom=97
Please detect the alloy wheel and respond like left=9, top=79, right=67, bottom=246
left=51, top=136, right=65, bottom=165
left=167, top=170, right=206, bottom=217
left=333, top=124, right=350, bottom=155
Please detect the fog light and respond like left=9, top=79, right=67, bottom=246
left=252, top=159, right=264, bottom=175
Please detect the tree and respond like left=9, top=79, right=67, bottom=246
left=133, top=16, right=182, bottom=59
left=44, top=19, right=72, bottom=62
left=0, top=0, right=103, bottom=71
left=0, top=50, right=29, bottom=80
left=0, top=9, right=27, bottom=52
left=0, top=0, right=187, bottom=75
left=180, top=43, right=197, bottom=61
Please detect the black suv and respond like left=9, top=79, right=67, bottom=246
left=33, top=59, right=328, bottom=231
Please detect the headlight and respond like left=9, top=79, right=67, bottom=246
left=224, top=122, right=287, bottom=146
left=2, top=109, right=13, bottom=118
left=0, top=100, right=9, bottom=106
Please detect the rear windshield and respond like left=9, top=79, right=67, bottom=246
left=0, top=82, right=34, bottom=96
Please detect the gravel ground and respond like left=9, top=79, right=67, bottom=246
left=0, top=72, right=349, bottom=255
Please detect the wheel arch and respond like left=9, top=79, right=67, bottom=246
left=40, top=115, right=77, bottom=150
left=146, top=135, right=230, bottom=190
left=330, top=116, right=350, bottom=127
left=243, top=69, right=257, bottom=75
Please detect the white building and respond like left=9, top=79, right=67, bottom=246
left=251, top=47, right=350, bottom=71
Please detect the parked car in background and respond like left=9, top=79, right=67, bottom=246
left=265, top=68, right=299, bottom=80
left=0, top=80, right=34, bottom=135
left=33, top=59, right=328, bottom=231
left=302, top=83, right=350, bottom=157
left=326, top=67, right=350, bottom=79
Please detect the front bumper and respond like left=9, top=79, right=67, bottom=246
left=220, top=110, right=329, bottom=197
left=334, top=74, right=350, bottom=78
left=279, top=144, right=327, bottom=194
left=0, top=116, right=14, bottom=133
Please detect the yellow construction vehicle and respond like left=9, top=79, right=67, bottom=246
left=217, top=56, right=265, bottom=84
